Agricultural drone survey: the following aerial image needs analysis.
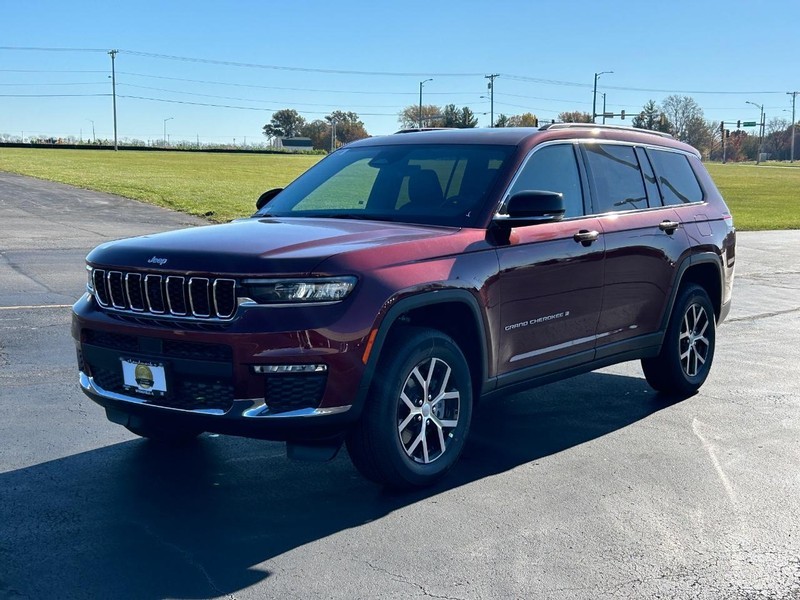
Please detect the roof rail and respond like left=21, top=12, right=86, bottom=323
left=539, top=122, right=673, bottom=139
left=394, top=127, right=455, bottom=134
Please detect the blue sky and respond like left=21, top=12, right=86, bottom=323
left=2, top=0, right=798, bottom=144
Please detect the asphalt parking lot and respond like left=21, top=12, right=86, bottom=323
left=1, top=171, right=798, bottom=600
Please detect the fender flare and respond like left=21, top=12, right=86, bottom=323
left=352, top=289, right=490, bottom=415
left=658, top=252, right=723, bottom=335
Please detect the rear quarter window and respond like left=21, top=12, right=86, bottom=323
left=647, top=149, right=704, bottom=205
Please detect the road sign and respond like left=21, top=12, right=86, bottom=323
left=743, top=121, right=757, bottom=127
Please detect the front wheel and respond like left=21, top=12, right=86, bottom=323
left=346, top=327, right=473, bottom=489
left=642, top=284, right=716, bottom=395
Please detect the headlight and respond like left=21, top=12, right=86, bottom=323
left=86, top=265, right=94, bottom=293
left=241, top=276, right=357, bottom=304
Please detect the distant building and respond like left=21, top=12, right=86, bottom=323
left=278, top=137, right=314, bottom=152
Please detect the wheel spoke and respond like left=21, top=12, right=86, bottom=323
left=421, top=433, right=430, bottom=463
left=432, top=415, right=458, bottom=429
left=407, top=430, right=424, bottom=456
left=398, top=412, right=415, bottom=434
left=435, top=420, right=446, bottom=453
left=425, top=359, right=437, bottom=391
left=431, top=389, right=459, bottom=408
left=400, top=391, right=416, bottom=411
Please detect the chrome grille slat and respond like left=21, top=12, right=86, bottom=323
left=125, top=273, right=145, bottom=312
left=188, top=277, right=211, bottom=317
left=107, top=271, right=127, bottom=309
left=89, top=269, right=237, bottom=321
left=166, top=276, right=187, bottom=316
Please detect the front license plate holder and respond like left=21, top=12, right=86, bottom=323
left=121, top=358, right=168, bottom=397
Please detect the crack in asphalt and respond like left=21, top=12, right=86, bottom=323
left=362, top=560, right=468, bottom=600
left=137, top=522, right=238, bottom=600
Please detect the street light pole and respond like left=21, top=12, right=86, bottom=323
left=746, top=101, right=765, bottom=164
left=87, top=119, right=95, bottom=143
left=419, top=79, right=433, bottom=129
left=592, top=71, right=613, bottom=124
left=163, top=117, right=174, bottom=148
left=788, top=91, right=798, bottom=163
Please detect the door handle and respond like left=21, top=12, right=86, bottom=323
left=659, top=220, right=680, bottom=234
left=573, top=230, right=600, bottom=247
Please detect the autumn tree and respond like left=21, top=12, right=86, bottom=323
left=262, top=109, right=306, bottom=139
left=660, top=95, right=704, bottom=142
left=507, top=112, right=539, bottom=127
left=558, top=111, right=593, bottom=123
left=301, top=119, right=330, bottom=150
left=632, top=100, right=671, bottom=132
left=398, top=104, right=442, bottom=129
left=326, top=111, right=369, bottom=148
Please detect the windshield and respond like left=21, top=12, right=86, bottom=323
left=257, top=143, right=514, bottom=227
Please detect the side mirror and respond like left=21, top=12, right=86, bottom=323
left=494, top=190, right=565, bottom=228
left=256, top=188, right=283, bottom=210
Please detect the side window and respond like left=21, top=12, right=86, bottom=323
left=647, top=149, right=704, bottom=205
left=508, top=144, right=584, bottom=218
left=584, top=144, right=647, bottom=213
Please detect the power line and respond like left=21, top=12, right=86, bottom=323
left=0, top=93, right=110, bottom=97
left=119, top=49, right=483, bottom=77
left=118, top=83, right=420, bottom=108
left=0, top=46, right=108, bottom=52
left=117, top=95, right=398, bottom=116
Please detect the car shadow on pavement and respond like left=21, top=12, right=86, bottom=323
left=0, top=371, right=686, bottom=599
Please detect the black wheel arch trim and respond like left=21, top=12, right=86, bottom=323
left=658, top=251, right=723, bottom=340
left=353, top=289, right=491, bottom=415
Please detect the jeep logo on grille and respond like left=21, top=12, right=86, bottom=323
left=147, top=256, right=168, bottom=266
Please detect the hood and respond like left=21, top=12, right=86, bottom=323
left=86, top=217, right=457, bottom=275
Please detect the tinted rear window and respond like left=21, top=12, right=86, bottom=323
left=647, top=149, right=704, bottom=205
left=584, top=144, right=647, bottom=213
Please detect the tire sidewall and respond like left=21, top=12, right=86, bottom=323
left=668, top=285, right=716, bottom=391
left=371, top=329, right=473, bottom=487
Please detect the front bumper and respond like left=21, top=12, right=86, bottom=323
left=73, top=294, right=369, bottom=442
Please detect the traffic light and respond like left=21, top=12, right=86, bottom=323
left=720, top=121, right=725, bottom=132
left=620, top=110, right=626, bottom=120
left=533, top=117, right=539, bottom=127
left=725, top=129, right=731, bottom=138
left=737, top=120, right=741, bottom=128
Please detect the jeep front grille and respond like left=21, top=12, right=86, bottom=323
left=90, top=269, right=237, bottom=320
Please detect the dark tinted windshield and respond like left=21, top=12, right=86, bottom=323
left=257, top=143, right=514, bottom=227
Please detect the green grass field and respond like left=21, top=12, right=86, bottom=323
left=0, top=149, right=321, bottom=222
left=1, top=148, right=798, bottom=229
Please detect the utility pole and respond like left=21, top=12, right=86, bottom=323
left=330, top=118, right=337, bottom=152
left=419, top=79, right=432, bottom=129
left=788, top=91, right=798, bottom=163
left=485, top=74, right=499, bottom=127
left=108, top=50, right=118, bottom=151
left=601, top=93, right=607, bottom=124
left=592, top=71, right=613, bottom=123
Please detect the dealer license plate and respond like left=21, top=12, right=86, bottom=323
left=121, top=358, right=168, bottom=397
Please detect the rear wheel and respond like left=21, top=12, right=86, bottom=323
left=346, top=327, right=473, bottom=489
left=642, top=284, right=716, bottom=395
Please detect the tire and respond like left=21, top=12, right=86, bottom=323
left=346, top=327, right=473, bottom=489
left=125, top=415, right=202, bottom=445
left=642, top=284, right=716, bottom=396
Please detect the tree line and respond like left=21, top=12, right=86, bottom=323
left=263, top=96, right=797, bottom=161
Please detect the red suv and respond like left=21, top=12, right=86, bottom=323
left=73, top=124, right=736, bottom=488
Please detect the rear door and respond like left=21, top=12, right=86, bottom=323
left=581, top=143, right=691, bottom=356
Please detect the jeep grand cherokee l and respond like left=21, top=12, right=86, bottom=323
left=72, top=124, right=736, bottom=488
